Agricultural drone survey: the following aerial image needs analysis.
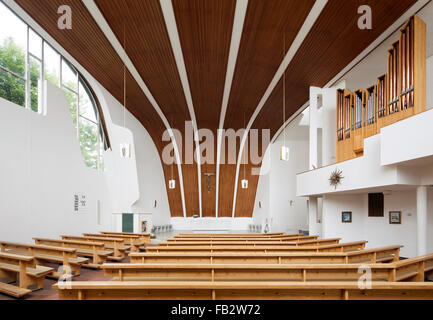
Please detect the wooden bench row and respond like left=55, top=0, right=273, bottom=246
left=53, top=281, right=433, bottom=300
left=158, top=238, right=341, bottom=247
left=166, top=235, right=319, bottom=242
left=33, top=238, right=113, bottom=267
left=0, top=252, right=54, bottom=298
left=146, top=241, right=367, bottom=253
left=103, top=253, right=433, bottom=283
left=0, top=241, right=88, bottom=277
left=130, top=245, right=402, bottom=264
left=174, top=232, right=286, bottom=238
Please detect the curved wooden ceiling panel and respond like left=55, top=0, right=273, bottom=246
left=172, top=0, right=236, bottom=217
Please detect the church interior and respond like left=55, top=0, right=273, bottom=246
left=1, top=0, right=433, bottom=301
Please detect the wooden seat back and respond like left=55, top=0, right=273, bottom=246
left=159, top=238, right=340, bottom=247
left=169, top=235, right=318, bottom=241
left=33, top=238, right=105, bottom=251
left=102, top=257, right=433, bottom=282
left=174, top=232, right=293, bottom=239
left=130, top=245, right=401, bottom=264
left=145, top=241, right=366, bottom=253
left=53, top=280, right=433, bottom=300
left=61, top=235, right=125, bottom=259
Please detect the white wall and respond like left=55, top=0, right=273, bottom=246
left=0, top=83, right=112, bottom=242
left=253, top=113, right=309, bottom=233
left=322, top=190, right=433, bottom=257
left=0, top=79, right=171, bottom=240
left=171, top=217, right=252, bottom=231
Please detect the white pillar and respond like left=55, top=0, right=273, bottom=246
left=308, top=197, right=321, bottom=237
left=321, top=88, right=337, bottom=166
left=309, top=87, right=319, bottom=170
left=416, top=186, right=428, bottom=255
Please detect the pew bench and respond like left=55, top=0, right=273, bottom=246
left=0, top=282, right=32, bottom=298
left=33, top=238, right=112, bottom=268
left=61, top=235, right=128, bottom=261
left=53, top=280, right=433, bottom=300
left=0, top=252, right=53, bottom=297
left=129, top=245, right=401, bottom=264
left=103, top=254, right=433, bottom=282
left=145, top=241, right=367, bottom=253
left=84, top=233, right=143, bottom=252
left=175, top=232, right=286, bottom=237
left=158, top=238, right=341, bottom=247
left=100, top=232, right=151, bottom=244
left=0, top=241, right=88, bottom=277
left=168, top=235, right=318, bottom=242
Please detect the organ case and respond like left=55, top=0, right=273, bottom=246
left=336, top=89, right=356, bottom=162
left=378, top=15, right=426, bottom=130
left=364, top=85, right=377, bottom=138
left=353, top=89, right=366, bottom=154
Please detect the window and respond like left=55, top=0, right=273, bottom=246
left=61, top=60, right=107, bottom=169
left=0, top=2, right=27, bottom=107
left=0, top=2, right=109, bottom=170
left=368, top=193, right=384, bottom=217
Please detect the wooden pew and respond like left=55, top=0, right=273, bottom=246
left=391, top=253, right=433, bottom=281
left=100, top=231, right=151, bottom=243
left=145, top=241, right=367, bottom=253
left=83, top=233, right=143, bottom=252
left=166, top=235, right=320, bottom=242
left=103, top=254, right=433, bottom=282
left=61, top=235, right=127, bottom=261
left=158, top=238, right=341, bottom=247
left=0, top=241, right=88, bottom=277
left=53, top=281, right=433, bottom=300
left=130, top=245, right=401, bottom=264
left=33, top=238, right=113, bottom=268
left=0, top=252, right=53, bottom=297
left=174, top=232, right=291, bottom=239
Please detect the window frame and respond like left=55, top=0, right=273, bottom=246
left=0, top=1, right=111, bottom=170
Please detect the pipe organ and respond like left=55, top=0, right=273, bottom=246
left=336, top=15, right=426, bottom=163
left=364, top=85, right=377, bottom=138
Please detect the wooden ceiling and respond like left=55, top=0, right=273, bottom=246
left=15, top=0, right=418, bottom=218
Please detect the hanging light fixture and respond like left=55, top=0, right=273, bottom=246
left=241, top=112, right=248, bottom=189
left=280, top=33, right=290, bottom=162
left=169, top=115, right=176, bottom=189
left=120, top=19, right=131, bottom=159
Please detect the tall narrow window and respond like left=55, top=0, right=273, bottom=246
left=43, top=42, right=60, bottom=86
left=0, top=2, right=27, bottom=107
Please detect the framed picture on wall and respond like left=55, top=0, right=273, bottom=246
left=389, top=211, right=402, bottom=224
left=342, top=211, right=352, bottom=223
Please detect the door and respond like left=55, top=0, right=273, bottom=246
left=122, top=213, right=134, bottom=233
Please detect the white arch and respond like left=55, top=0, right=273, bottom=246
left=215, top=0, right=249, bottom=217
left=159, top=0, right=203, bottom=217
